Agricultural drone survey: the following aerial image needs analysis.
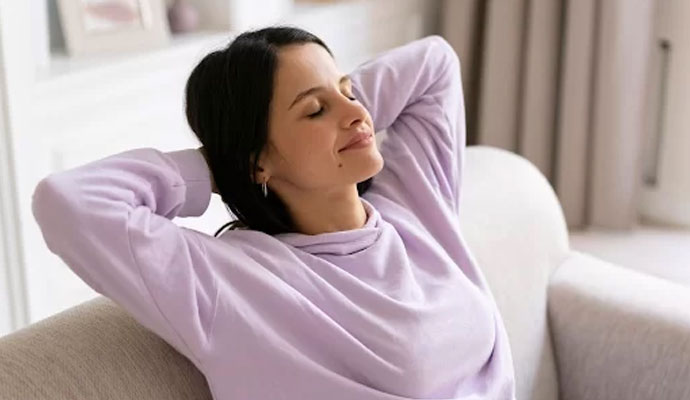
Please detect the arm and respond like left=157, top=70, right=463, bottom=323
left=32, top=147, right=217, bottom=368
left=349, top=35, right=466, bottom=213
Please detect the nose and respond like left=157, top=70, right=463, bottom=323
left=341, top=96, right=370, bottom=129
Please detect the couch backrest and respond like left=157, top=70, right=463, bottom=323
left=459, top=146, right=571, bottom=400
left=0, top=296, right=213, bottom=399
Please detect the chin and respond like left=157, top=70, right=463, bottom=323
left=341, top=148, right=384, bottom=183
left=362, top=154, right=384, bottom=180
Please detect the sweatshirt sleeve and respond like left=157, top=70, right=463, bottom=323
left=349, top=35, right=465, bottom=215
left=31, top=147, right=217, bottom=368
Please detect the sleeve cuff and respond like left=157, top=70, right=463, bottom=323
left=164, top=148, right=213, bottom=218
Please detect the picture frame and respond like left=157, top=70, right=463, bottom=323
left=56, top=0, right=171, bottom=57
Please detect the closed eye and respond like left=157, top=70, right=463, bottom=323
left=308, top=94, right=357, bottom=119
left=308, top=108, right=324, bottom=118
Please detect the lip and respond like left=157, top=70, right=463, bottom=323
left=339, top=132, right=374, bottom=152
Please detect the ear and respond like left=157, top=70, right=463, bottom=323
left=250, top=152, right=270, bottom=184
left=252, top=167, right=267, bottom=184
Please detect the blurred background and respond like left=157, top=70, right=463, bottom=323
left=0, top=0, right=687, bottom=337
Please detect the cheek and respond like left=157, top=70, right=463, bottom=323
left=296, top=127, right=336, bottom=159
left=279, top=127, right=337, bottom=172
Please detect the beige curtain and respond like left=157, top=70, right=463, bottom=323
left=441, top=0, right=659, bottom=230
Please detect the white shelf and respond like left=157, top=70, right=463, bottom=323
left=33, top=29, right=233, bottom=97
left=32, top=0, right=425, bottom=95
left=38, top=30, right=233, bottom=81
left=33, top=1, right=355, bottom=90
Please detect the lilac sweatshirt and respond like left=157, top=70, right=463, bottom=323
left=32, top=35, right=516, bottom=399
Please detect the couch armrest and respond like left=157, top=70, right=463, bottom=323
left=548, top=251, right=690, bottom=400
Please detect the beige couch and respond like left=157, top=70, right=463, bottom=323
left=1, top=146, right=689, bottom=400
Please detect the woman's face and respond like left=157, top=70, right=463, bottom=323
left=257, top=43, right=383, bottom=197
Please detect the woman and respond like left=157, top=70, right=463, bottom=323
left=32, top=26, right=516, bottom=399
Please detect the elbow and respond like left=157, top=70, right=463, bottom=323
left=32, top=176, right=58, bottom=223
left=426, top=35, right=462, bottom=77
left=32, top=174, right=94, bottom=258
left=32, top=175, right=76, bottom=239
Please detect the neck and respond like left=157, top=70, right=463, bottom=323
left=280, top=185, right=367, bottom=235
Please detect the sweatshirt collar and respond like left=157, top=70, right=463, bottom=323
left=275, top=197, right=381, bottom=256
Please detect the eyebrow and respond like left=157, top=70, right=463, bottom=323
left=288, top=75, right=352, bottom=111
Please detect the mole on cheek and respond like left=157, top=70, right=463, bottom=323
left=338, top=163, right=343, bottom=168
